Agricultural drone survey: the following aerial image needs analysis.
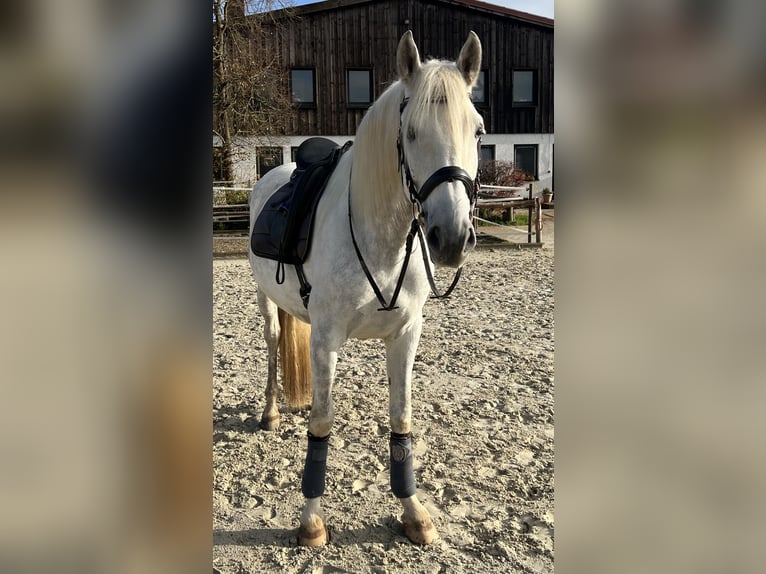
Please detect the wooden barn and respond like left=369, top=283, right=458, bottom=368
left=223, top=0, right=554, bottom=188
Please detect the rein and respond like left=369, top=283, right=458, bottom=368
left=348, top=187, right=418, bottom=311
left=348, top=97, right=478, bottom=312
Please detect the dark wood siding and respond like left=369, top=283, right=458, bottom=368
left=267, top=0, right=553, bottom=136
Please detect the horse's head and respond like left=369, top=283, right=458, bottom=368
left=397, top=31, right=484, bottom=268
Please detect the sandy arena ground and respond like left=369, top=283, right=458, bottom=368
left=213, top=226, right=554, bottom=573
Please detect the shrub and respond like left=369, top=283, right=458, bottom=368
left=479, top=160, right=534, bottom=187
left=479, top=209, right=529, bottom=225
left=225, top=189, right=249, bottom=205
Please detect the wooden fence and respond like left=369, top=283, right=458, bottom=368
left=476, top=183, right=553, bottom=244
left=213, top=184, right=553, bottom=242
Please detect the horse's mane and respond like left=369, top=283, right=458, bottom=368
left=351, top=59, right=476, bottom=228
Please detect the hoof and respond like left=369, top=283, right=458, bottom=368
left=298, top=523, right=327, bottom=547
left=259, top=414, right=280, bottom=431
left=402, top=515, right=438, bottom=545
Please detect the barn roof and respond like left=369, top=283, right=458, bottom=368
left=283, top=0, right=554, bottom=28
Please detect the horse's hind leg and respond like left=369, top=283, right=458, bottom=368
left=386, top=319, right=438, bottom=544
left=256, top=291, right=281, bottom=431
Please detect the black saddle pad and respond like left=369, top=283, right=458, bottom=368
left=251, top=138, right=352, bottom=264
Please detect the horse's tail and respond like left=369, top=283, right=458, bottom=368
left=278, top=308, right=312, bottom=409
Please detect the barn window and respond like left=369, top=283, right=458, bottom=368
left=479, top=144, right=495, bottom=163
left=478, top=144, right=495, bottom=181
left=291, top=68, right=315, bottom=107
left=257, top=147, right=283, bottom=178
left=471, top=70, right=488, bottom=106
left=347, top=69, right=373, bottom=107
left=512, top=70, right=536, bottom=105
left=514, top=144, right=538, bottom=180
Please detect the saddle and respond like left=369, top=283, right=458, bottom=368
left=251, top=137, right=353, bottom=304
left=251, top=137, right=352, bottom=264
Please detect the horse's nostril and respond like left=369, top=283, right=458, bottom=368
left=426, top=227, right=442, bottom=253
left=465, top=227, right=477, bottom=251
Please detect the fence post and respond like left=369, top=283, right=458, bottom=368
left=535, top=197, right=541, bottom=243
left=527, top=183, right=533, bottom=244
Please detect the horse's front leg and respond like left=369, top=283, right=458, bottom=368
left=298, top=328, right=340, bottom=547
left=386, top=319, right=438, bottom=544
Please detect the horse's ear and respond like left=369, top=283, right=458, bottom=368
left=397, top=31, right=421, bottom=84
left=457, top=31, right=482, bottom=87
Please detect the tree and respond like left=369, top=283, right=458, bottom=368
left=212, top=0, right=294, bottom=181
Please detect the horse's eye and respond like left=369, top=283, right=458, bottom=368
left=476, top=126, right=486, bottom=138
left=407, top=126, right=416, bottom=141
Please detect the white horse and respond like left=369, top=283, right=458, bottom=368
left=249, top=31, right=484, bottom=546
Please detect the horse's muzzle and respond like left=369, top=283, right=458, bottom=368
left=425, top=219, right=476, bottom=267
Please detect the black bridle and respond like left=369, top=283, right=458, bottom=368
left=348, top=97, right=481, bottom=311
left=396, top=97, right=480, bottom=209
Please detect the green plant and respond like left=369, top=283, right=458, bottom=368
left=225, top=189, right=249, bottom=205
left=511, top=212, right=529, bottom=226
left=477, top=209, right=528, bottom=225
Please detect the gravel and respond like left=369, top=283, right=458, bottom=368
left=214, top=243, right=554, bottom=574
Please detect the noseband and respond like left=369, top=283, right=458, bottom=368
left=348, top=97, right=480, bottom=312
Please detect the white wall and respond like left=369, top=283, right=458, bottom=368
left=224, top=133, right=554, bottom=191
left=481, top=133, right=555, bottom=193
left=224, top=136, right=355, bottom=184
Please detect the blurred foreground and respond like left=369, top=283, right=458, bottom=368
left=557, top=2, right=766, bottom=573
left=1, top=2, right=210, bottom=572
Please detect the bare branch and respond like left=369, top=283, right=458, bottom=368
left=213, top=0, right=295, bottom=180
